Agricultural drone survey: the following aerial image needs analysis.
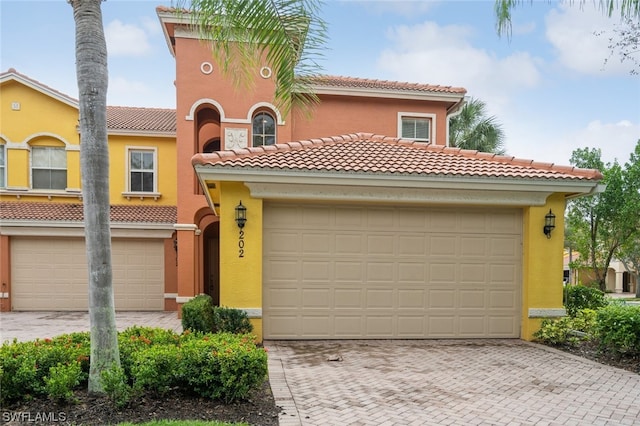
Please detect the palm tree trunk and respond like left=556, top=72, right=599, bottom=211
left=70, top=0, right=120, bottom=394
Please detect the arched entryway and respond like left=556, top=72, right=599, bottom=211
left=202, top=221, right=220, bottom=305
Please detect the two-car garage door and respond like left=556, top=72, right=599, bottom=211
left=11, top=237, right=164, bottom=311
left=263, top=203, right=522, bottom=339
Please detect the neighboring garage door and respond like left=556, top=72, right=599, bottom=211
left=11, top=237, right=164, bottom=311
left=263, top=202, right=522, bottom=339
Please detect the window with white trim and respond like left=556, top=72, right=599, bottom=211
left=398, top=113, right=435, bottom=143
left=128, top=149, right=156, bottom=192
left=0, top=144, right=5, bottom=188
left=252, top=111, right=276, bottom=147
left=31, top=146, right=67, bottom=190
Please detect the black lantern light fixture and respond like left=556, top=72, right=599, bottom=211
left=235, top=201, right=247, bottom=229
left=543, top=209, right=556, bottom=239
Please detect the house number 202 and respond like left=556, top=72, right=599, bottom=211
left=238, top=229, right=245, bottom=258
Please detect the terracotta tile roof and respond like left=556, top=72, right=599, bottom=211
left=0, top=202, right=177, bottom=224
left=192, top=133, right=603, bottom=181
left=302, top=75, right=467, bottom=95
left=107, top=106, right=176, bottom=133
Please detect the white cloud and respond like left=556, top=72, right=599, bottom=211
left=376, top=21, right=542, bottom=115
left=564, top=120, right=640, bottom=164
left=105, top=20, right=152, bottom=57
left=108, top=76, right=174, bottom=108
left=502, top=118, right=640, bottom=166
left=545, top=4, right=634, bottom=75
left=513, top=21, right=536, bottom=36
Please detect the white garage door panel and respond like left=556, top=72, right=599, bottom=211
left=11, top=237, right=164, bottom=311
left=263, top=203, right=522, bottom=339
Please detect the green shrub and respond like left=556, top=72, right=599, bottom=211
left=1, top=327, right=266, bottom=406
left=595, top=304, right=640, bottom=356
left=44, top=361, right=83, bottom=402
left=213, top=307, right=253, bottom=335
left=178, top=333, right=267, bottom=402
left=101, top=365, right=134, bottom=408
left=130, top=345, right=183, bottom=395
left=564, top=285, right=608, bottom=317
left=0, top=334, right=90, bottom=404
left=534, top=309, right=597, bottom=346
left=182, top=294, right=215, bottom=333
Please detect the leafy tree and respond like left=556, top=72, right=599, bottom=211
left=68, top=0, right=120, bottom=393
left=615, top=141, right=640, bottom=296
left=566, top=141, right=640, bottom=291
left=618, top=237, right=640, bottom=297
left=603, top=18, right=640, bottom=75
left=448, top=97, right=506, bottom=154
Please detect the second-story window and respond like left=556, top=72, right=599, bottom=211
left=400, top=116, right=431, bottom=143
left=0, top=144, right=5, bottom=188
left=32, top=146, right=67, bottom=190
left=129, top=149, right=156, bottom=192
left=252, top=112, right=276, bottom=147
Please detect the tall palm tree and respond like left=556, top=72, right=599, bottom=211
left=68, top=0, right=120, bottom=394
left=67, top=0, right=324, bottom=394
left=449, top=98, right=506, bottom=155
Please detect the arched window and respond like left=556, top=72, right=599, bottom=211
left=252, top=112, right=276, bottom=147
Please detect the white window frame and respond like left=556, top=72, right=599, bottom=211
left=0, top=144, right=5, bottom=189
left=122, top=147, right=161, bottom=200
left=252, top=111, right=277, bottom=147
left=398, top=112, right=436, bottom=144
left=30, top=146, right=67, bottom=190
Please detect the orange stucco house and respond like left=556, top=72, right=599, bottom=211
left=0, top=7, right=603, bottom=341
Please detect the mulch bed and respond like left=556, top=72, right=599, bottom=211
left=2, top=381, right=280, bottom=425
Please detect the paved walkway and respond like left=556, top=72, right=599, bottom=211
left=265, top=340, right=640, bottom=426
left=0, top=311, right=182, bottom=343
left=2, top=312, right=639, bottom=425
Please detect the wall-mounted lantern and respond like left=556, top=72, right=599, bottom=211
left=543, top=209, right=556, bottom=239
left=235, top=201, right=247, bottom=229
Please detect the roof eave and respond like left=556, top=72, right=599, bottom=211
left=193, top=165, right=601, bottom=206
left=300, top=86, right=465, bottom=102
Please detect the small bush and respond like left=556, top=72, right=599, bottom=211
left=565, top=285, right=608, bottom=317
left=534, top=309, right=597, bottom=346
left=44, top=361, right=83, bottom=402
left=130, top=345, right=182, bottom=395
left=0, top=333, right=90, bottom=404
left=178, top=333, right=267, bottom=401
left=595, top=304, right=640, bottom=356
left=213, top=307, right=253, bottom=335
left=181, top=294, right=215, bottom=333
left=101, top=365, right=134, bottom=408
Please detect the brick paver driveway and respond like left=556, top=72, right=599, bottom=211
left=265, top=340, right=640, bottom=426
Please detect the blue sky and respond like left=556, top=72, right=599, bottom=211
left=1, top=0, right=638, bottom=166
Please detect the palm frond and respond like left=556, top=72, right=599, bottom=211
left=174, top=0, right=327, bottom=116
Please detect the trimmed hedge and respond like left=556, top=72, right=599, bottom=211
left=1, top=327, right=267, bottom=407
